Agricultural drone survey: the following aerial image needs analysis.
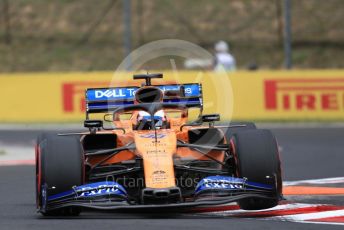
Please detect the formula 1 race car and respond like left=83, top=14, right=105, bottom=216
left=35, top=73, right=282, bottom=216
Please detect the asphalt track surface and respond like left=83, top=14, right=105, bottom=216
left=0, top=127, right=343, bottom=229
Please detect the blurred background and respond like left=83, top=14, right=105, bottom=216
left=0, top=0, right=343, bottom=72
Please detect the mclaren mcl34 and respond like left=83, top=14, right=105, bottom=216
left=35, top=73, right=282, bottom=216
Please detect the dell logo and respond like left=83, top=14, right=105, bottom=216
left=95, top=89, right=126, bottom=98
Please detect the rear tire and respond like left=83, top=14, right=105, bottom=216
left=36, top=133, right=83, bottom=216
left=231, top=129, right=282, bottom=210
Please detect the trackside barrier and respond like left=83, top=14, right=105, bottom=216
left=0, top=70, right=344, bottom=122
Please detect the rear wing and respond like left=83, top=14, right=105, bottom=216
left=85, top=83, right=203, bottom=114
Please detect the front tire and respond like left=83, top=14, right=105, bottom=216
left=36, top=133, right=83, bottom=216
left=231, top=129, right=282, bottom=210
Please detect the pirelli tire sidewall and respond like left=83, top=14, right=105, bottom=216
left=231, top=129, right=282, bottom=210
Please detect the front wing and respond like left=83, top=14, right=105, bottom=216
left=40, top=176, right=280, bottom=212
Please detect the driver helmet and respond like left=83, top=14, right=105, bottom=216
left=137, top=110, right=166, bottom=128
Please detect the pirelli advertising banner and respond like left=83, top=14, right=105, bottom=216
left=0, top=70, right=344, bottom=122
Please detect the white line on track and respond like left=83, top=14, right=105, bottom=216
left=294, top=221, right=344, bottom=226
left=0, top=159, right=34, bottom=166
left=197, top=203, right=319, bottom=216
left=198, top=203, right=344, bottom=225
left=284, top=177, right=344, bottom=186
left=0, top=143, right=34, bottom=166
left=266, top=209, right=344, bottom=221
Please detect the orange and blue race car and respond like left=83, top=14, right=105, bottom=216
left=35, top=73, right=282, bottom=216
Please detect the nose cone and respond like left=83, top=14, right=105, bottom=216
left=134, top=130, right=177, bottom=189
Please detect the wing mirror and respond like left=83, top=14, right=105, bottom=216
left=201, top=114, right=220, bottom=128
left=201, top=114, right=220, bottom=122
left=84, top=120, right=103, bottom=129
